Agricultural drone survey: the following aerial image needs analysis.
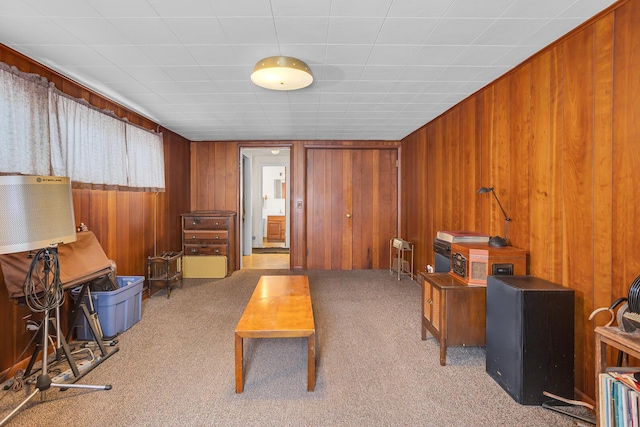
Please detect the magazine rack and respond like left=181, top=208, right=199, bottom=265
left=389, top=238, right=413, bottom=281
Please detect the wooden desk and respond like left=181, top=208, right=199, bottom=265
left=235, top=275, right=315, bottom=393
left=594, top=326, right=640, bottom=424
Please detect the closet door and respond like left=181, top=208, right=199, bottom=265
left=306, top=148, right=397, bottom=270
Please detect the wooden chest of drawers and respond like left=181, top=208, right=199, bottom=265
left=181, top=211, right=236, bottom=276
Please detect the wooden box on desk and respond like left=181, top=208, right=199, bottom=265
left=449, top=242, right=526, bottom=286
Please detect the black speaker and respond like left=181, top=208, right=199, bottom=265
left=486, top=275, right=574, bottom=405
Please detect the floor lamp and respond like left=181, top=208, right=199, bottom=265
left=0, top=175, right=111, bottom=426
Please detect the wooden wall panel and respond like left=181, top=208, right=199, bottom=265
left=191, top=140, right=400, bottom=272
left=563, top=25, right=596, bottom=394
left=399, top=3, right=636, bottom=401
left=0, top=45, right=191, bottom=377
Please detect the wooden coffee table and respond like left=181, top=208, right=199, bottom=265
left=235, top=275, right=315, bottom=393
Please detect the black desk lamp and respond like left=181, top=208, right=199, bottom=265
left=477, top=186, right=511, bottom=247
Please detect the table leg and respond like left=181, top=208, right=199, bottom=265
left=308, top=332, right=316, bottom=391
left=235, top=333, right=243, bottom=393
left=439, top=338, right=447, bottom=366
left=594, top=332, right=606, bottom=423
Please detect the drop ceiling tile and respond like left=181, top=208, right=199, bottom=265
left=446, top=0, right=517, bottom=18
left=187, top=45, right=240, bottom=66
left=493, top=46, right=542, bottom=66
left=107, top=18, right=180, bottom=44
left=387, top=0, right=455, bottom=18
left=92, top=45, right=155, bottom=66
left=160, top=66, right=209, bottom=82
left=502, top=0, right=576, bottom=18
left=271, top=0, right=331, bottom=16
left=410, top=46, right=466, bottom=66
left=164, top=18, right=227, bottom=44
left=330, top=0, right=393, bottom=17
left=473, top=66, right=511, bottom=81
left=453, top=45, right=514, bottom=66
left=121, top=66, right=173, bottom=82
left=86, top=0, right=159, bottom=18
left=522, top=18, right=585, bottom=46
left=398, top=66, right=447, bottom=81
left=63, top=65, right=136, bottom=83
left=559, top=0, right=618, bottom=18
left=274, top=17, right=329, bottom=44
left=202, top=66, right=248, bottom=80
left=324, top=45, right=372, bottom=65
left=434, top=66, right=482, bottom=81
left=474, top=18, right=549, bottom=46
left=52, top=18, right=129, bottom=44
left=178, top=81, right=220, bottom=94
left=322, top=65, right=364, bottom=80
left=376, top=18, right=439, bottom=44
left=147, top=0, right=216, bottom=17
left=217, top=17, right=278, bottom=44
left=360, top=66, right=405, bottom=80
left=24, top=0, right=100, bottom=17
left=327, top=17, right=385, bottom=44
left=0, top=1, right=42, bottom=16
left=210, top=0, right=273, bottom=17
left=31, top=45, right=112, bottom=67
left=425, top=18, right=495, bottom=45
left=367, top=45, right=419, bottom=66
left=0, top=17, right=79, bottom=44
left=275, top=45, right=327, bottom=65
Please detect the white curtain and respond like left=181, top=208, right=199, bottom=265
left=0, top=63, right=51, bottom=176
left=125, top=123, right=165, bottom=191
left=50, top=91, right=129, bottom=188
left=0, top=62, right=165, bottom=191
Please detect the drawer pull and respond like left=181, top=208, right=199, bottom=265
left=190, top=249, right=197, bottom=253
left=214, top=222, right=220, bottom=226
left=427, top=299, right=433, bottom=305
left=191, top=221, right=197, bottom=226
left=191, top=235, right=196, bottom=239
left=215, top=236, right=219, bottom=239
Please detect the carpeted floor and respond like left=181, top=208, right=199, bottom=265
left=0, top=270, right=589, bottom=426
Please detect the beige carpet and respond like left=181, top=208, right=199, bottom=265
left=0, top=269, right=588, bottom=426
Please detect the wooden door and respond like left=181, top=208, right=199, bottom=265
left=306, top=148, right=398, bottom=270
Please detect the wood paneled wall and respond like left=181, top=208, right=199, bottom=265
left=400, top=0, right=639, bottom=401
left=190, top=140, right=400, bottom=271
left=0, top=45, right=191, bottom=377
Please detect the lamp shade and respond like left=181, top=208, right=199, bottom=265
left=251, top=56, right=313, bottom=91
left=0, top=175, right=77, bottom=254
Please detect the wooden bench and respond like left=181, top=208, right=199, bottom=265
left=235, top=275, right=315, bottom=393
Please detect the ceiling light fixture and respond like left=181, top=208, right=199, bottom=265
left=251, top=56, right=313, bottom=91
left=271, top=149, right=280, bottom=155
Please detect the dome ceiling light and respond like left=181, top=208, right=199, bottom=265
left=251, top=56, right=313, bottom=91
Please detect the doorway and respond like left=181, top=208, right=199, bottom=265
left=239, top=147, right=290, bottom=270
left=306, top=148, right=398, bottom=270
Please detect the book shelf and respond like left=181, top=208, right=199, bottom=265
left=595, top=326, right=640, bottom=426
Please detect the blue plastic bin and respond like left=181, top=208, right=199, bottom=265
left=73, top=276, right=144, bottom=340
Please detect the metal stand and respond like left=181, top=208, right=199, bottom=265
left=389, top=238, right=414, bottom=280
left=0, top=248, right=113, bottom=427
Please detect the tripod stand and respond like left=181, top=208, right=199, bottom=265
left=0, top=248, right=112, bottom=427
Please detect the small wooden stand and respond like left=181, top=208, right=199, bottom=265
left=147, top=251, right=183, bottom=298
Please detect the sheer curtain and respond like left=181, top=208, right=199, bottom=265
left=0, top=61, right=165, bottom=192
left=0, top=63, right=51, bottom=176
left=125, top=123, right=165, bottom=192
left=50, top=91, right=129, bottom=189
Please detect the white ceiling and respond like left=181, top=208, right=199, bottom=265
left=0, top=0, right=617, bottom=141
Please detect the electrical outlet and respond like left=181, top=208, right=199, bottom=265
left=22, top=314, right=32, bottom=335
